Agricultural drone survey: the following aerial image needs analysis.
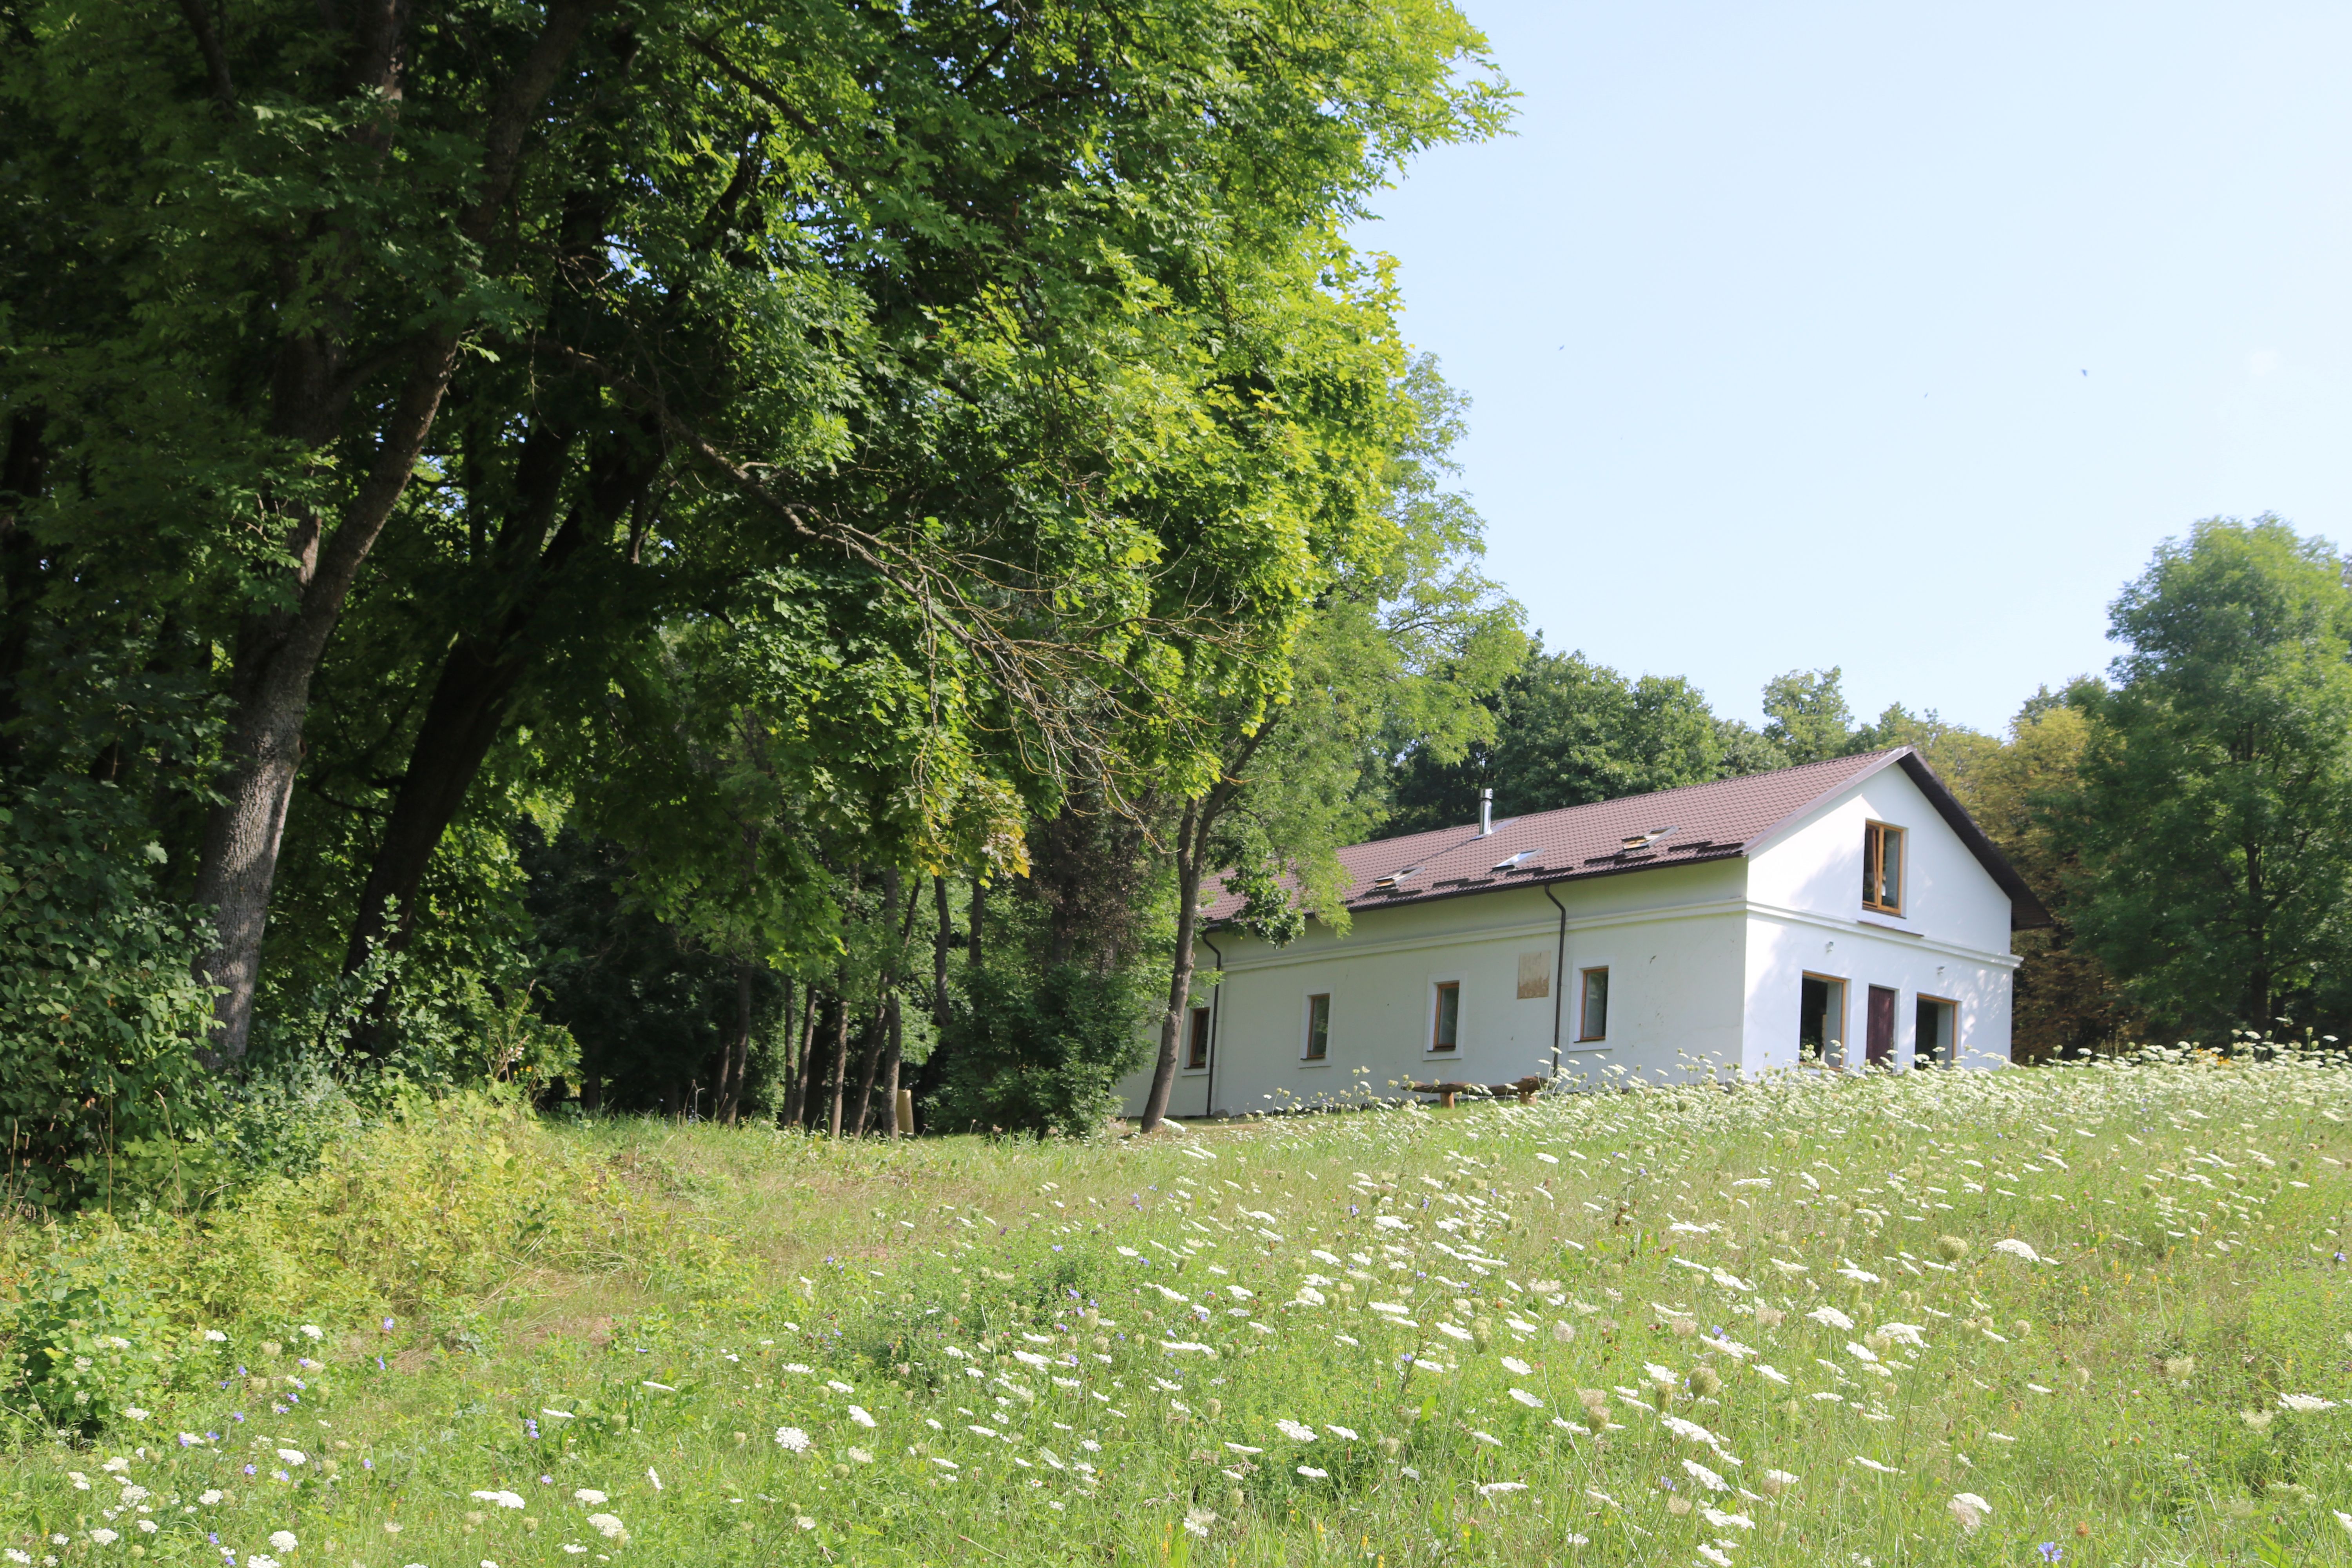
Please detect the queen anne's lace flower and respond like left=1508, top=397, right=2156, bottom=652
left=775, top=1427, right=812, bottom=1452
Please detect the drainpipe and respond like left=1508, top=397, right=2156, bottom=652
left=1201, top=931, right=1225, bottom=1119
left=1542, top=883, right=1568, bottom=1080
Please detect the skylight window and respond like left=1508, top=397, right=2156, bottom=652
left=1490, top=850, right=1534, bottom=873
left=1619, top=825, right=1677, bottom=852
left=1369, top=864, right=1421, bottom=891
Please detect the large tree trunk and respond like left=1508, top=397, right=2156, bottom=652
left=785, top=989, right=826, bottom=1129
left=883, top=992, right=903, bottom=1134
left=340, top=425, right=657, bottom=996
left=932, top=874, right=952, bottom=1028
left=185, top=3, right=600, bottom=1065
left=1138, top=800, right=1202, bottom=1133
left=850, top=1005, right=887, bottom=1136
left=825, top=978, right=852, bottom=1137
left=717, top=962, right=753, bottom=1123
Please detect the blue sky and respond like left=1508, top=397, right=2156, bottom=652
left=1363, top=2, right=2352, bottom=734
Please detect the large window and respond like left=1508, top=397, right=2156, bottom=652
left=1430, top=982, right=1461, bottom=1053
left=1303, top=994, right=1330, bottom=1061
left=1577, top=967, right=1610, bottom=1042
left=1185, top=1005, right=1211, bottom=1071
left=1862, top=821, right=1905, bottom=914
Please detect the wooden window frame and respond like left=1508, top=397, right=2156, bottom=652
left=1862, top=820, right=1906, bottom=915
left=1428, top=980, right=1462, bottom=1054
left=1184, top=1004, right=1211, bottom=1072
left=1302, top=993, right=1331, bottom=1063
left=1576, top=966, right=1610, bottom=1042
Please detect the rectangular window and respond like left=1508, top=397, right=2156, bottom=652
left=1862, top=821, right=1905, bottom=914
left=1185, top=1005, right=1211, bottom=1071
left=1430, top=982, right=1460, bottom=1053
left=1577, top=967, right=1610, bottom=1042
left=1303, top=993, right=1330, bottom=1061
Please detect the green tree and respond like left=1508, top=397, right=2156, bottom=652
left=1133, top=354, right=1524, bottom=1131
left=1760, top=667, right=1863, bottom=766
left=2066, top=517, right=2352, bottom=1038
left=1952, top=693, right=2141, bottom=1059
left=1385, top=648, right=1719, bottom=833
left=1, top=0, right=1510, bottom=1073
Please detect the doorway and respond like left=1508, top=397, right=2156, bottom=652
left=1799, top=974, right=1848, bottom=1068
left=1915, top=995, right=1958, bottom=1066
left=1866, top=985, right=1898, bottom=1066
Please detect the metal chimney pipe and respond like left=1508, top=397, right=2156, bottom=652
left=1479, top=787, right=1493, bottom=836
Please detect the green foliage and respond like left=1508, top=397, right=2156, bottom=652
left=0, top=784, right=219, bottom=1209
left=930, top=964, right=1154, bottom=1139
left=0, top=1243, right=178, bottom=1437
left=2066, top=517, right=2352, bottom=1038
left=1387, top=646, right=1722, bottom=833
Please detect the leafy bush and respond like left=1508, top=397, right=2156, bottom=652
left=928, top=962, right=1152, bottom=1138
left=0, top=1243, right=178, bottom=1437
left=0, top=783, right=220, bottom=1209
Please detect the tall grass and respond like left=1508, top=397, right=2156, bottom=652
left=0, top=1053, right=2345, bottom=1567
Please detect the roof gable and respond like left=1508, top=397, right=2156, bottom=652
left=1205, top=748, right=2051, bottom=930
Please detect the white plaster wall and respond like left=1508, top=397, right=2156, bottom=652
left=1746, top=765, right=2013, bottom=953
left=1741, top=913, right=2014, bottom=1074
left=1118, top=860, right=1754, bottom=1117
left=1742, top=764, right=2017, bottom=1073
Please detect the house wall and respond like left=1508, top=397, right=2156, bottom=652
left=1116, top=859, right=1753, bottom=1118
left=1741, top=766, right=2017, bottom=1073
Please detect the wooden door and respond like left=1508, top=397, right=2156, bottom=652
left=1866, top=985, right=1897, bottom=1065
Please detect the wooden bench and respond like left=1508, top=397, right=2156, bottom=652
left=1409, top=1074, right=1544, bottom=1109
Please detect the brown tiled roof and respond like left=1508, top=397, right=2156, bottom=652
left=1205, top=748, right=2051, bottom=929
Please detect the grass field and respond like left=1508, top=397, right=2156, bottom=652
left=2, top=1053, right=2348, bottom=1568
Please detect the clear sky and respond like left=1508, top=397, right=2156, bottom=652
left=1363, top=2, right=2352, bottom=734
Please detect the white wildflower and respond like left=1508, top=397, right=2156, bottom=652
left=826, top=1379, right=853, bottom=1394
left=1702, top=1507, right=1754, bottom=1529
left=1992, top=1239, right=2042, bottom=1263
left=1682, top=1459, right=1728, bottom=1492
left=572, top=1490, right=606, bottom=1506
left=775, top=1426, right=812, bottom=1452
left=2279, top=1394, right=2338, bottom=1412
left=1949, top=1492, right=1992, bottom=1532
left=1471, top=1430, right=1503, bottom=1447
left=276, top=1450, right=307, bottom=1467
left=1501, top=1356, right=1534, bottom=1375
left=1807, top=1306, right=1855, bottom=1331
left=1697, top=1546, right=1733, bottom=1568
left=269, top=1532, right=298, bottom=1552
left=1477, top=1482, right=1528, bottom=1496
left=87, top=1533, right=118, bottom=1548
left=1275, top=1419, right=1317, bottom=1442
left=1851, top=1456, right=1903, bottom=1474
left=847, top=1405, right=877, bottom=1428
left=585, top=1514, right=628, bottom=1543
left=469, top=1490, right=524, bottom=1510
left=1327, top=1425, right=1360, bottom=1440
left=1508, top=1388, right=1545, bottom=1408
left=298, top=1325, right=322, bottom=1340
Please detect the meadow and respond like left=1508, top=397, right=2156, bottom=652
left=1, top=1052, right=2347, bottom=1568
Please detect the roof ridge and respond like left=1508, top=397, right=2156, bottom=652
left=1365, top=748, right=1904, bottom=853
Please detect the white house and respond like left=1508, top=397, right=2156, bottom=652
left=1117, top=748, right=2048, bottom=1118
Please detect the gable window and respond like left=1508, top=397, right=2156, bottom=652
left=1185, top=1005, right=1211, bottom=1071
left=1303, top=993, right=1330, bottom=1061
left=1577, top=967, right=1610, bottom=1042
left=1862, top=821, right=1905, bottom=914
left=1430, top=982, right=1461, bottom=1053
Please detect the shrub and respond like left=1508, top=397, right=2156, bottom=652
left=927, top=962, right=1152, bottom=1138
left=0, top=783, right=220, bottom=1209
